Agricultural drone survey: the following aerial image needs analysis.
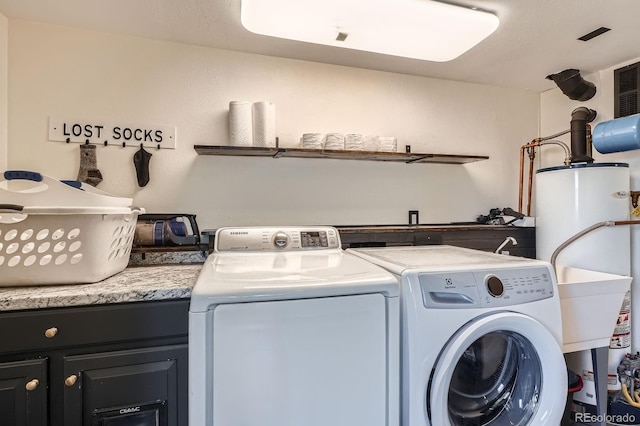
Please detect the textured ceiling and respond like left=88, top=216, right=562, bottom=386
left=1, top=0, right=639, bottom=91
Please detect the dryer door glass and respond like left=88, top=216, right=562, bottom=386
left=428, top=312, right=566, bottom=426
left=447, top=331, right=540, bottom=425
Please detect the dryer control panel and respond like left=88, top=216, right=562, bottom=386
left=418, top=266, right=555, bottom=309
left=215, top=226, right=341, bottom=252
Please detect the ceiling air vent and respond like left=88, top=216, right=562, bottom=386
left=614, top=62, right=640, bottom=118
left=578, top=27, right=611, bottom=42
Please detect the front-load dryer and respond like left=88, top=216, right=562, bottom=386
left=189, top=226, right=400, bottom=426
left=348, top=245, right=567, bottom=426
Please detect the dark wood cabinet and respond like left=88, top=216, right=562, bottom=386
left=337, top=225, right=536, bottom=258
left=0, top=300, right=189, bottom=426
left=0, top=358, right=47, bottom=426
left=63, top=345, right=187, bottom=426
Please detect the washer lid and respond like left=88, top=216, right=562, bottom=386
left=190, top=251, right=399, bottom=312
left=348, top=245, right=550, bottom=275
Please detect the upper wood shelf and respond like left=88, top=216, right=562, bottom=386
left=193, top=145, right=489, bottom=164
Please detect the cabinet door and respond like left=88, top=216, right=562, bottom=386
left=0, top=358, right=47, bottom=426
left=63, top=345, right=187, bottom=426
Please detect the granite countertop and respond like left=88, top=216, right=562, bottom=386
left=0, top=264, right=202, bottom=312
left=0, top=224, right=530, bottom=312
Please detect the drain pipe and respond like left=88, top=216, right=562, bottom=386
left=550, top=220, right=640, bottom=270
left=570, top=107, right=597, bottom=164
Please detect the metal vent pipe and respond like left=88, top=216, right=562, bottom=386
left=570, top=107, right=597, bottom=163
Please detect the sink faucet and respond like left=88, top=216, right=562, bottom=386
left=495, top=236, right=518, bottom=254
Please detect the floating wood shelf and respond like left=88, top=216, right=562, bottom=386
left=194, top=145, right=489, bottom=164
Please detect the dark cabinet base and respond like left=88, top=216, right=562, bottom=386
left=0, top=300, right=189, bottom=426
left=64, top=345, right=187, bottom=426
left=0, top=359, right=47, bottom=426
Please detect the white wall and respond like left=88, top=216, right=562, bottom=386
left=0, top=13, right=7, bottom=171
left=7, top=20, right=540, bottom=230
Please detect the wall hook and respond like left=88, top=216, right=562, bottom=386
left=66, top=138, right=70, bottom=143
left=85, top=139, right=90, bottom=145
left=122, top=142, right=126, bottom=148
left=157, top=144, right=161, bottom=150
left=104, top=140, right=108, bottom=147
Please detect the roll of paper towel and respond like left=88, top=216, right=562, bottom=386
left=229, top=101, right=253, bottom=146
left=252, top=102, right=276, bottom=147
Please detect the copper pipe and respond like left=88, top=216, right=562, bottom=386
left=517, top=133, right=572, bottom=217
left=527, top=152, right=534, bottom=216
left=518, top=140, right=539, bottom=214
left=518, top=145, right=526, bottom=213
left=614, top=220, right=640, bottom=226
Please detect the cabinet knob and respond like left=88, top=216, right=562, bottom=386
left=44, top=327, right=58, bottom=338
left=25, top=379, right=39, bottom=391
left=64, top=375, right=78, bottom=387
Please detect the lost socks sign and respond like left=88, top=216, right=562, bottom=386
left=48, top=116, right=176, bottom=149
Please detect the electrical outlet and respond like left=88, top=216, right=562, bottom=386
left=409, top=210, right=419, bottom=225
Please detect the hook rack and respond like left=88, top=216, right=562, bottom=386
left=65, top=136, right=164, bottom=150
left=59, top=138, right=174, bottom=150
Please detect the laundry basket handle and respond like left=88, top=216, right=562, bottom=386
left=0, top=204, right=24, bottom=212
left=4, top=170, right=43, bottom=182
left=1, top=170, right=134, bottom=209
left=60, top=180, right=82, bottom=189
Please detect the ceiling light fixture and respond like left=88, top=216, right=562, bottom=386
left=240, top=0, right=499, bottom=62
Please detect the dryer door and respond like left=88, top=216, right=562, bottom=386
left=428, top=312, right=566, bottom=426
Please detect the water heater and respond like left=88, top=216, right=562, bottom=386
left=536, top=162, right=631, bottom=402
left=536, top=163, right=630, bottom=274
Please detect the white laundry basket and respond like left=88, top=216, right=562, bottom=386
left=0, top=170, right=143, bottom=286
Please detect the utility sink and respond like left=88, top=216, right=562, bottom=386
left=555, top=266, right=632, bottom=353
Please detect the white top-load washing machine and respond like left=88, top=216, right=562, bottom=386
left=348, top=245, right=567, bottom=426
left=189, top=226, right=400, bottom=426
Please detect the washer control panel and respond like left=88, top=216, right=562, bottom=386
left=418, top=266, right=555, bottom=308
left=215, top=226, right=341, bottom=252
